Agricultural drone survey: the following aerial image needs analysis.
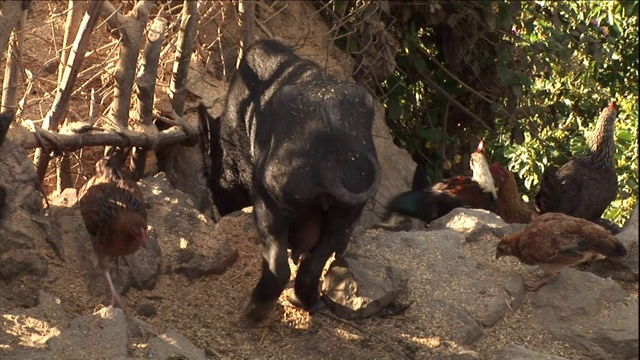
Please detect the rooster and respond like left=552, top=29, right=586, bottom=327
left=78, top=153, right=148, bottom=309
left=535, top=101, right=619, bottom=232
left=387, top=140, right=498, bottom=223
left=496, top=212, right=627, bottom=291
left=489, top=163, right=536, bottom=224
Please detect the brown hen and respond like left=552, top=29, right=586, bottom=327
left=489, top=163, right=537, bottom=224
left=496, top=212, right=627, bottom=291
left=79, top=155, right=147, bottom=308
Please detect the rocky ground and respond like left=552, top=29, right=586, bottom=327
left=0, top=159, right=637, bottom=359
left=1, top=2, right=638, bottom=359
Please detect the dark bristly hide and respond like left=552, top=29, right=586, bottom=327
left=200, top=39, right=381, bottom=324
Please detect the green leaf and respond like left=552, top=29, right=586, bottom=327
left=618, top=129, right=634, bottom=142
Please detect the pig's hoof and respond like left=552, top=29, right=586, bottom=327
left=244, top=300, right=276, bottom=325
left=288, top=293, right=326, bottom=313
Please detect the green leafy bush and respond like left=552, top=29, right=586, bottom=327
left=489, top=1, right=638, bottom=226
left=319, top=0, right=638, bottom=225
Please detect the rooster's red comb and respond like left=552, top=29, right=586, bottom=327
left=476, top=139, right=485, bottom=152
left=609, top=101, right=616, bottom=109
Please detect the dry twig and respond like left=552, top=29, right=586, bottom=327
left=33, top=0, right=104, bottom=183
left=317, top=311, right=413, bottom=360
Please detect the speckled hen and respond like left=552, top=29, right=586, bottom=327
left=535, top=101, right=619, bottom=232
left=78, top=155, right=147, bottom=308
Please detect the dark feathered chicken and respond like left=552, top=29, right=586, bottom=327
left=78, top=155, right=147, bottom=308
left=387, top=140, right=498, bottom=223
left=535, top=102, right=618, bottom=230
left=496, top=212, right=627, bottom=291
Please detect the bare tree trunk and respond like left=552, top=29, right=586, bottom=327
left=236, top=0, right=255, bottom=69
left=101, top=0, right=154, bottom=166
left=105, top=1, right=154, bottom=127
left=1, top=9, right=26, bottom=113
left=169, top=0, right=199, bottom=116
left=0, top=1, right=26, bottom=61
left=33, top=1, right=104, bottom=184
left=56, top=0, right=85, bottom=193
left=157, top=0, right=199, bottom=179
left=131, top=15, right=167, bottom=180
left=58, top=1, right=85, bottom=84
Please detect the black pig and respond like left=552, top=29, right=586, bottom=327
left=200, top=39, right=381, bottom=323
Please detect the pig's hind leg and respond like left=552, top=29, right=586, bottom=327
left=291, top=205, right=362, bottom=312
left=244, top=196, right=291, bottom=324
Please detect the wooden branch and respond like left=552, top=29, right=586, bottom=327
left=1, top=9, right=26, bottom=113
left=136, top=16, right=167, bottom=126
left=0, top=1, right=25, bottom=61
left=169, top=0, right=199, bottom=116
left=58, top=1, right=85, bottom=84
left=33, top=1, right=104, bottom=183
left=421, top=73, right=496, bottom=134
left=239, top=0, right=256, bottom=49
left=21, top=124, right=197, bottom=152
left=56, top=0, right=85, bottom=192
left=44, top=1, right=104, bottom=136
left=108, top=0, right=154, bottom=127
left=417, top=45, right=494, bottom=105
left=132, top=15, right=168, bottom=180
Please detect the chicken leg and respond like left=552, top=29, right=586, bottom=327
left=526, top=265, right=561, bottom=291
left=525, top=273, right=558, bottom=291
left=98, top=253, right=126, bottom=309
left=104, top=268, right=127, bottom=309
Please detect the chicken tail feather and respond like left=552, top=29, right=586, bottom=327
left=604, top=240, right=628, bottom=258
left=578, top=237, right=627, bottom=258
left=387, top=190, right=464, bottom=224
